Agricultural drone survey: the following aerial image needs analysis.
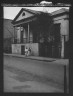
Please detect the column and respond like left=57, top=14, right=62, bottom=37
left=61, top=35, right=65, bottom=58
left=13, top=26, right=16, bottom=43
left=20, top=26, right=24, bottom=43
left=28, top=23, right=30, bottom=43
left=20, top=26, right=21, bottom=43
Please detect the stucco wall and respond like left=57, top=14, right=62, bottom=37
left=12, top=44, right=21, bottom=54
left=25, top=43, right=39, bottom=56
left=12, top=43, right=39, bottom=56
left=53, top=14, right=69, bottom=41
left=61, top=19, right=69, bottom=41
left=53, top=14, right=69, bottom=58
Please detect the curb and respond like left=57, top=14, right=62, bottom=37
left=4, top=54, right=56, bottom=62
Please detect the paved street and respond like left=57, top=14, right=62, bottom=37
left=4, top=55, right=69, bottom=92
left=4, top=67, right=63, bottom=92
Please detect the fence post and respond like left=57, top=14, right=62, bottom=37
left=64, top=65, right=67, bottom=94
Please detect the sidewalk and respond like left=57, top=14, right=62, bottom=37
left=4, top=53, right=69, bottom=65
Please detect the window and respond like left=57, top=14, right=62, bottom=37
left=22, top=12, right=25, bottom=16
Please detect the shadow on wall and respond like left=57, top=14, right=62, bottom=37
left=4, top=46, right=12, bottom=53
left=4, top=38, right=12, bottom=53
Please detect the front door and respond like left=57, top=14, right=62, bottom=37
left=21, top=45, right=25, bottom=55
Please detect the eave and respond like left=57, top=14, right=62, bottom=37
left=13, top=16, right=37, bottom=26
left=51, top=8, right=69, bottom=17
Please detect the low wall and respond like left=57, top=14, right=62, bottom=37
left=12, top=44, right=21, bottom=54
left=25, top=43, right=39, bottom=56
left=12, top=43, right=39, bottom=56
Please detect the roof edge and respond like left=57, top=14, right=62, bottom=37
left=51, top=8, right=69, bottom=16
left=12, top=8, right=42, bottom=24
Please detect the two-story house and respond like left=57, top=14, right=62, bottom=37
left=12, top=8, right=69, bottom=58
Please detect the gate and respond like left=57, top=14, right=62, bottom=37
left=51, top=23, right=61, bottom=58
left=52, top=44, right=61, bottom=58
left=39, top=23, right=61, bottom=58
left=39, top=43, right=52, bottom=57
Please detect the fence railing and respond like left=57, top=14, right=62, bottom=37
left=22, top=38, right=28, bottom=43
left=14, top=37, right=33, bottom=44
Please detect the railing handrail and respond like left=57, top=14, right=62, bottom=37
left=14, top=37, right=33, bottom=44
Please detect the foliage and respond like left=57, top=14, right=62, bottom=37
left=36, top=12, right=54, bottom=43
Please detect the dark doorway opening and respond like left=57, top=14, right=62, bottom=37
left=21, top=45, right=25, bottom=55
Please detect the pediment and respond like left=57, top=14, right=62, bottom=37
left=12, top=8, right=37, bottom=24
left=16, top=10, right=34, bottom=21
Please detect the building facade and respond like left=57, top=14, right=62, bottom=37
left=3, top=19, right=14, bottom=53
left=12, top=8, right=69, bottom=58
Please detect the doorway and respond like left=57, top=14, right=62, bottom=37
left=21, top=45, right=25, bottom=55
